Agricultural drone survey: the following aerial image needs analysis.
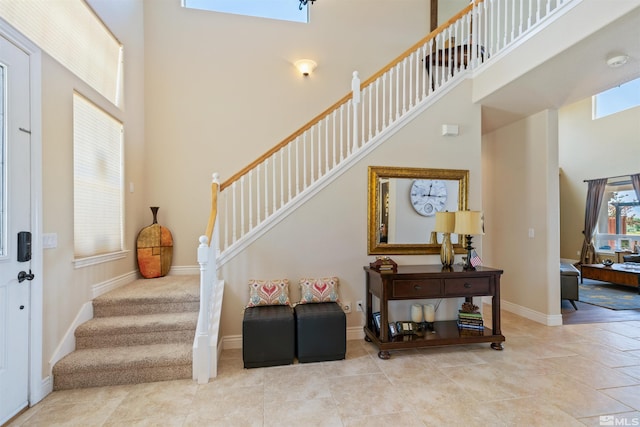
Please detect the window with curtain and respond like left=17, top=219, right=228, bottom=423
left=73, top=93, right=124, bottom=259
left=594, top=179, right=640, bottom=253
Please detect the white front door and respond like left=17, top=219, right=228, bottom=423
left=0, top=35, right=32, bottom=425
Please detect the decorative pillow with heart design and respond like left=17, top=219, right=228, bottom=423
left=246, top=279, right=291, bottom=307
left=298, top=277, right=340, bottom=304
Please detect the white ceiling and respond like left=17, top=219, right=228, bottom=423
left=477, top=1, right=640, bottom=133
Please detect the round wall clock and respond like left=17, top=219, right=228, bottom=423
left=410, top=179, right=448, bottom=216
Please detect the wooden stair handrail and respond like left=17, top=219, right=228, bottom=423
left=220, top=0, right=483, bottom=192
left=205, top=176, right=219, bottom=246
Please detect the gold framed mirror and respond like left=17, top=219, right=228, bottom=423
left=368, top=166, right=469, bottom=255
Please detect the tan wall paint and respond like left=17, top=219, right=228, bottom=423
left=220, top=81, right=482, bottom=336
left=40, top=0, right=146, bottom=375
left=142, top=0, right=431, bottom=266
left=35, top=0, right=439, bottom=378
left=482, top=110, right=560, bottom=316
left=559, top=99, right=640, bottom=260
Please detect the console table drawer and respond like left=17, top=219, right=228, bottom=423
left=393, top=279, right=442, bottom=298
left=444, top=277, right=491, bottom=296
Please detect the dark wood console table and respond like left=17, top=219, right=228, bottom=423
left=364, top=264, right=505, bottom=359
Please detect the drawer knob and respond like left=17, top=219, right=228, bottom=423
left=414, top=285, right=422, bottom=290
left=464, top=283, right=472, bottom=288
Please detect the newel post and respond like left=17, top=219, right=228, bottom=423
left=351, top=71, right=360, bottom=153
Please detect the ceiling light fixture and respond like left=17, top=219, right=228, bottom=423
left=299, top=0, right=316, bottom=10
left=606, top=54, right=629, bottom=68
left=294, top=59, right=317, bottom=76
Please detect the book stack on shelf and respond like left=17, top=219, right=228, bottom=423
left=457, top=302, right=484, bottom=335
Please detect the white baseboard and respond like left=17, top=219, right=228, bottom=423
left=48, top=302, right=93, bottom=375
left=223, top=334, right=242, bottom=349
left=222, top=326, right=366, bottom=351
left=91, top=270, right=139, bottom=298
left=501, top=299, right=563, bottom=326
left=31, top=376, right=52, bottom=406
left=169, top=265, right=199, bottom=276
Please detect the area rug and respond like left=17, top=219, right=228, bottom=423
left=579, top=279, right=640, bottom=310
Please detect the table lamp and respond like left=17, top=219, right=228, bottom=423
left=434, top=211, right=455, bottom=267
left=454, top=211, right=484, bottom=270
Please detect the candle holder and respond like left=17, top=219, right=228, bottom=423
left=423, top=304, right=435, bottom=333
left=410, top=304, right=423, bottom=323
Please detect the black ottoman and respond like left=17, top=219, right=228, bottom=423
left=294, top=302, right=346, bottom=363
left=242, top=305, right=295, bottom=368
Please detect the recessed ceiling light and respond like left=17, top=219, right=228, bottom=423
left=606, top=54, right=629, bottom=68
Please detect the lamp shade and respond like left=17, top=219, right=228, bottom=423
left=434, top=211, right=455, bottom=233
left=454, top=211, right=484, bottom=235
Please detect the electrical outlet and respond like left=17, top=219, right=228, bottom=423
left=343, top=302, right=352, bottom=313
left=356, top=300, right=363, bottom=312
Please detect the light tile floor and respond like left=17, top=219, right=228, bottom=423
left=10, top=309, right=640, bottom=426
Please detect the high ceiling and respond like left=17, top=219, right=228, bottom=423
left=477, top=1, right=640, bottom=133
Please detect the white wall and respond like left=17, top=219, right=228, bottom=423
left=482, top=109, right=561, bottom=324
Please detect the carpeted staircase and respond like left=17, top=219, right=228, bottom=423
left=52, top=275, right=200, bottom=390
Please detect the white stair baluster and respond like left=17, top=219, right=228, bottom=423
left=375, top=79, right=380, bottom=135
left=360, top=86, right=366, bottom=147
left=339, top=105, right=344, bottom=161
left=296, top=136, right=300, bottom=195
left=280, top=148, right=284, bottom=207
left=383, top=72, right=389, bottom=127
left=231, top=181, right=237, bottom=242
left=249, top=170, right=253, bottom=230
left=351, top=71, right=360, bottom=153
left=311, top=127, right=315, bottom=182
left=240, top=176, right=245, bottom=238
left=332, top=110, right=337, bottom=168
left=287, top=144, right=292, bottom=202
left=256, top=164, right=261, bottom=223
left=303, top=133, right=307, bottom=189
left=367, top=85, right=372, bottom=141
left=394, top=64, right=400, bottom=120
left=272, top=154, right=276, bottom=212
left=319, top=119, right=324, bottom=175
left=264, top=159, right=268, bottom=219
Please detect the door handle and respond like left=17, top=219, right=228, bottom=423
left=18, top=270, right=35, bottom=283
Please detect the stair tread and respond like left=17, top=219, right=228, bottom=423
left=93, top=275, right=200, bottom=306
left=53, top=343, right=192, bottom=374
left=76, top=312, right=198, bottom=337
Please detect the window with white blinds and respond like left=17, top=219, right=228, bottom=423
left=73, top=93, right=123, bottom=258
left=0, top=0, right=123, bottom=106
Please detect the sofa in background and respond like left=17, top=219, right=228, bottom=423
left=561, top=263, right=580, bottom=310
